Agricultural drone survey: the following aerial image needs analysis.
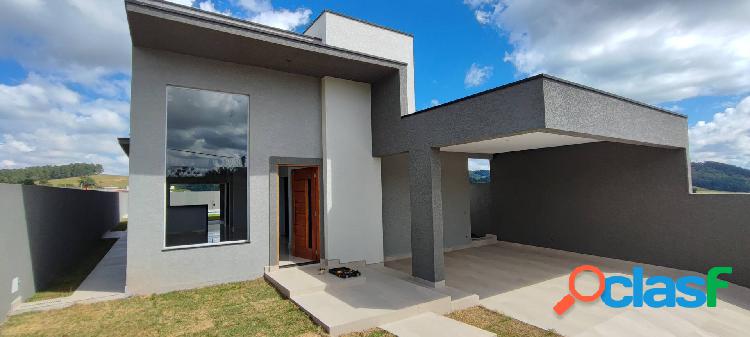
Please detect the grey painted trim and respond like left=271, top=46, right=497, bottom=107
left=268, top=157, right=324, bottom=267
left=303, top=10, right=415, bottom=38
left=407, top=74, right=547, bottom=118
left=542, top=74, right=686, bottom=118
left=408, top=74, right=685, bottom=119
left=130, top=0, right=321, bottom=43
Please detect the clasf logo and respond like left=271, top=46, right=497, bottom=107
left=553, top=265, right=733, bottom=315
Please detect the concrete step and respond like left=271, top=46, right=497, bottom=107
left=369, top=264, right=479, bottom=311
left=434, top=286, right=479, bottom=311
left=380, top=312, right=496, bottom=337
left=267, top=264, right=453, bottom=336
left=264, top=264, right=366, bottom=297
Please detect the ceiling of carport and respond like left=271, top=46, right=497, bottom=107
left=440, top=132, right=600, bottom=154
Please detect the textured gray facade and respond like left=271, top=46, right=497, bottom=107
left=127, top=48, right=323, bottom=293
left=469, top=183, right=493, bottom=236
left=408, top=148, right=444, bottom=283
left=490, top=142, right=750, bottom=287
left=381, top=152, right=472, bottom=259
left=0, top=184, right=119, bottom=321
left=371, top=74, right=689, bottom=284
left=124, top=0, right=748, bottom=291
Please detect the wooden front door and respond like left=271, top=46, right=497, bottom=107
left=291, top=167, right=320, bottom=261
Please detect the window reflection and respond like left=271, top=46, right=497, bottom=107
left=165, top=86, right=249, bottom=247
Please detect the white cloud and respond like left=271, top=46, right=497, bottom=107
left=237, top=0, right=273, bottom=13
left=234, top=0, right=311, bottom=31
left=0, top=75, right=129, bottom=174
left=466, top=0, right=750, bottom=103
left=468, top=158, right=490, bottom=171
left=196, top=1, right=232, bottom=16
left=430, top=99, right=440, bottom=107
left=167, top=0, right=194, bottom=6
left=689, top=96, right=750, bottom=168
left=0, top=0, right=131, bottom=95
left=474, top=10, right=491, bottom=24
left=170, top=0, right=312, bottom=31
left=249, top=8, right=312, bottom=31
left=465, top=63, right=493, bottom=88
left=0, top=0, right=309, bottom=175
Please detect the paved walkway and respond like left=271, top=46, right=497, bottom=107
left=11, top=231, right=129, bottom=315
left=380, top=312, right=495, bottom=337
left=265, top=262, right=493, bottom=337
left=387, top=241, right=750, bottom=337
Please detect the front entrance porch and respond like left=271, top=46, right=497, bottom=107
left=264, top=260, right=488, bottom=336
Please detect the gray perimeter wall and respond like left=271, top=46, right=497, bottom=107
left=382, top=152, right=472, bottom=258
left=128, top=48, right=322, bottom=294
left=491, top=142, right=750, bottom=287
left=0, top=184, right=119, bottom=321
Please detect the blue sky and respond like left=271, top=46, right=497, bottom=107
left=0, top=0, right=749, bottom=174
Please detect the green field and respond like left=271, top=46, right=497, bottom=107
left=693, top=186, right=749, bottom=194
left=0, top=278, right=558, bottom=337
left=42, top=175, right=128, bottom=189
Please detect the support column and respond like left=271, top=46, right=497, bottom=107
left=408, top=147, right=445, bottom=285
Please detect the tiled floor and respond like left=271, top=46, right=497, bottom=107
left=386, top=241, right=750, bottom=337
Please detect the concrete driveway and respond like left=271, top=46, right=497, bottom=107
left=386, top=241, right=750, bottom=337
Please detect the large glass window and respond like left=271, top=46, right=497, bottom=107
left=165, top=86, right=249, bottom=247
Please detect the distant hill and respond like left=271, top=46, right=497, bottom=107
left=0, top=163, right=103, bottom=185
left=45, top=174, right=128, bottom=189
left=691, top=161, right=750, bottom=193
left=469, top=170, right=490, bottom=184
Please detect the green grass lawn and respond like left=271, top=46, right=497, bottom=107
left=27, top=239, right=117, bottom=302
left=693, top=186, right=749, bottom=194
left=1, top=279, right=325, bottom=337
left=448, top=306, right=560, bottom=337
left=4, top=280, right=559, bottom=337
left=42, top=174, right=128, bottom=189
left=111, top=220, right=127, bottom=231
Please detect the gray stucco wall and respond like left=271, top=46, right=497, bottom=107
left=381, top=152, right=472, bottom=258
left=0, top=184, right=119, bottom=320
left=0, top=185, right=33, bottom=321
left=128, top=47, right=322, bottom=294
left=542, top=79, right=688, bottom=148
left=491, top=142, right=750, bottom=287
left=469, top=183, right=493, bottom=236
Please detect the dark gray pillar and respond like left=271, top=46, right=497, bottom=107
left=408, top=147, right=445, bottom=284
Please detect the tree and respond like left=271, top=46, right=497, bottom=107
left=0, top=163, right=104, bottom=184
left=79, top=176, right=97, bottom=189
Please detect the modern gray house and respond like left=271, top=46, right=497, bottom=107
left=123, top=0, right=750, bottom=298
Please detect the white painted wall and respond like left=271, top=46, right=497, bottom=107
left=305, top=12, right=415, bottom=115
left=322, top=76, right=384, bottom=264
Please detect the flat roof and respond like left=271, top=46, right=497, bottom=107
left=409, top=74, right=686, bottom=119
left=126, top=0, right=406, bottom=83
left=302, top=10, right=414, bottom=38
